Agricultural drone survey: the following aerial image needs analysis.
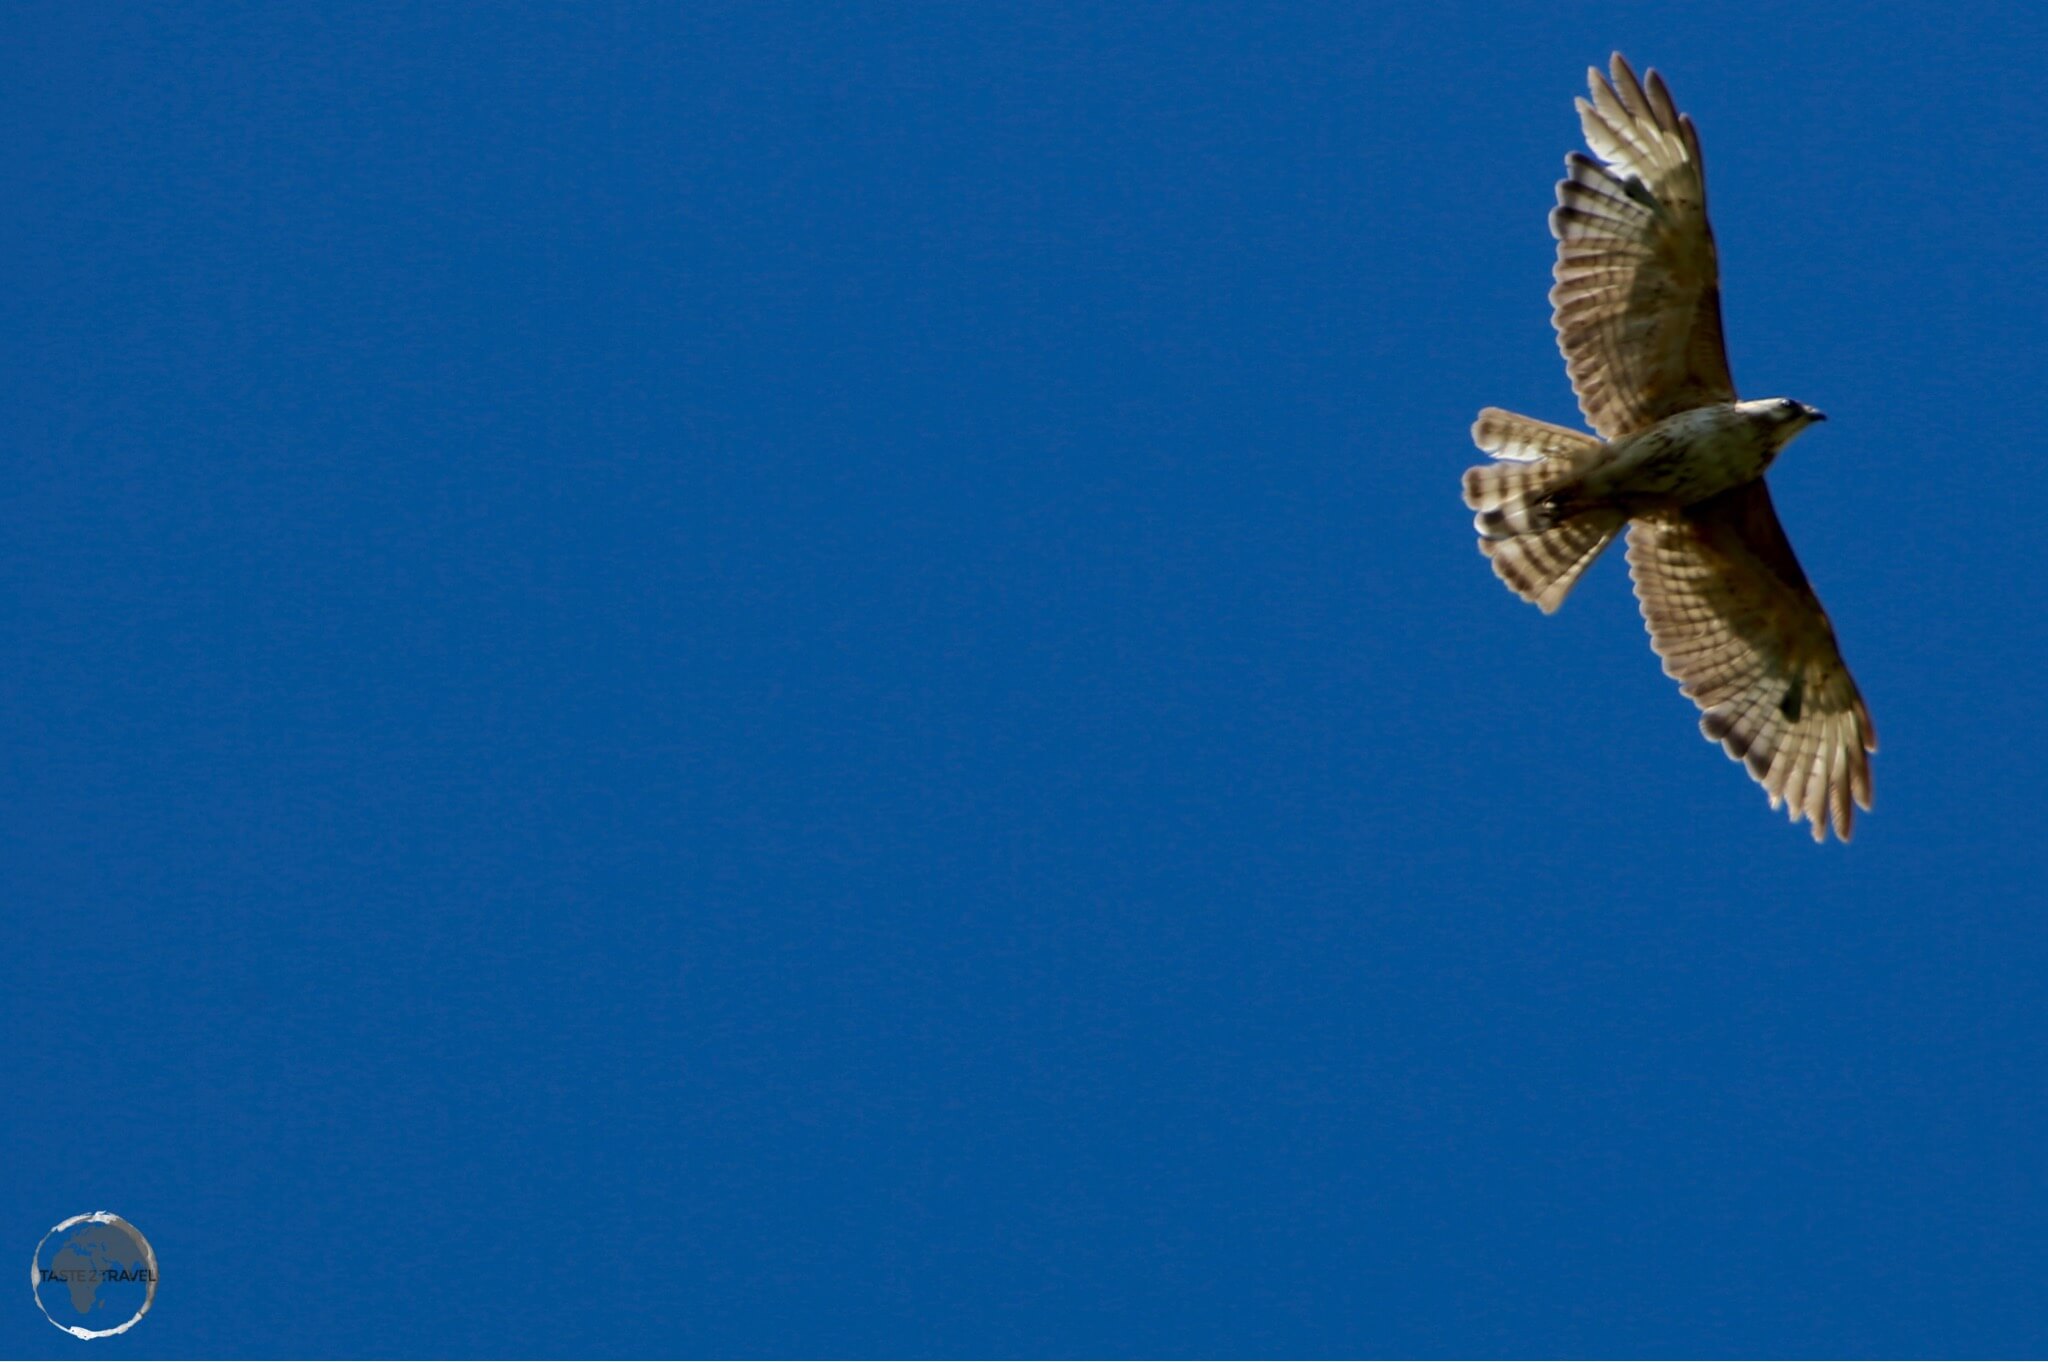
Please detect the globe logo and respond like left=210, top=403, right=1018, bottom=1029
left=30, top=1213, right=157, bottom=1339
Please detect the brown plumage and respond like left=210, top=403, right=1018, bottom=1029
left=1464, top=54, right=1875, bottom=842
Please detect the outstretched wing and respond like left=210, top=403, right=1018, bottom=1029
left=1626, top=481, right=1875, bottom=841
left=1551, top=54, right=1736, bottom=439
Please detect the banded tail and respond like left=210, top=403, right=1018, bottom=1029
left=1463, top=407, right=1624, bottom=613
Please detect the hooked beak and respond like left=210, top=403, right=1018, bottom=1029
left=1808, top=408, right=1827, bottom=422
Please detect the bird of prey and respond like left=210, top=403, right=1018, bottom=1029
left=1463, top=54, right=1874, bottom=841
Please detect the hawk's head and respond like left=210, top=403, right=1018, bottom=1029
left=1741, top=397, right=1825, bottom=448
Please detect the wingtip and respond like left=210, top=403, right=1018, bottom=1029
left=1607, top=53, right=1638, bottom=95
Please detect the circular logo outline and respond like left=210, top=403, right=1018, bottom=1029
left=30, top=1212, right=157, bottom=1340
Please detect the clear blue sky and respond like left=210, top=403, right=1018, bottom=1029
left=7, top=3, right=2045, bottom=1356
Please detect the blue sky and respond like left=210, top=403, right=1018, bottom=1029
left=6, top=2, right=2045, bottom=1356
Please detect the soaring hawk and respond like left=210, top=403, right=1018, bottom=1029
left=1463, top=54, right=1875, bottom=841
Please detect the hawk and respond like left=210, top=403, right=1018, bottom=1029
left=1463, top=54, right=1875, bottom=841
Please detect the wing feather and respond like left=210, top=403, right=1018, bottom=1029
left=1551, top=54, right=1736, bottom=439
left=1626, top=481, right=1875, bottom=842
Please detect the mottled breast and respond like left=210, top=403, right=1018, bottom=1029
left=1595, top=404, right=1780, bottom=508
